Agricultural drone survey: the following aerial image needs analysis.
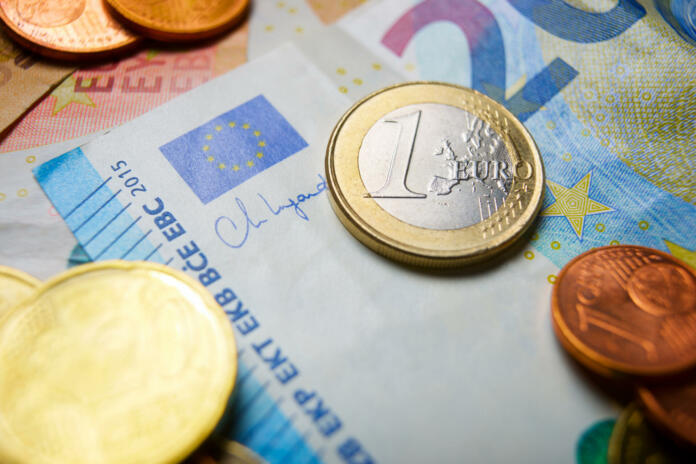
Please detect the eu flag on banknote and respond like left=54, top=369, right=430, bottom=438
left=160, top=95, right=308, bottom=204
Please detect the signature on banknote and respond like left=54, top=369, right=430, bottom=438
left=215, top=174, right=327, bottom=249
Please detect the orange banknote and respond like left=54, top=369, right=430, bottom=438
left=0, top=22, right=248, bottom=153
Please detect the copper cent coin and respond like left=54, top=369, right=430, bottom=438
left=638, top=376, right=696, bottom=447
left=552, top=245, right=696, bottom=377
left=105, top=0, right=249, bottom=42
left=0, top=0, right=140, bottom=61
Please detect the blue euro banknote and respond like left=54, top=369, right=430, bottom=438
left=342, top=0, right=696, bottom=270
left=160, top=95, right=308, bottom=205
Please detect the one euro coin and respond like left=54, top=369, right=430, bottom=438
left=325, top=82, right=544, bottom=268
left=0, top=260, right=237, bottom=464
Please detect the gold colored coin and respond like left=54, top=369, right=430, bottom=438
left=215, top=439, right=267, bottom=464
left=608, top=403, right=691, bottom=464
left=105, top=0, right=249, bottom=42
left=325, top=82, right=544, bottom=267
left=188, top=439, right=267, bottom=464
left=0, top=265, right=39, bottom=316
left=0, top=0, right=140, bottom=61
left=0, top=261, right=237, bottom=464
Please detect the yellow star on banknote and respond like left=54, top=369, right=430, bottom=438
left=51, top=76, right=95, bottom=116
left=664, top=239, right=696, bottom=270
left=541, top=171, right=613, bottom=239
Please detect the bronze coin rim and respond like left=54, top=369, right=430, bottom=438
left=105, top=0, right=249, bottom=42
left=638, top=384, right=696, bottom=447
left=0, top=4, right=140, bottom=61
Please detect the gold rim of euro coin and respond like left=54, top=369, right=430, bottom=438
left=217, top=440, right=266, bottom=464
left=105, top=0, right=249, bottom=42
left=215, top=439, right=267, bottom=463
left=0, top=260, right=237, bottom=464
left=0, top=265, right=39, bottom=317
left=325, top=82, right=544, bottom=268
left=187, top=439, right=266, bottom=464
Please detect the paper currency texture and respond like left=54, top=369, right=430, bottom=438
left=0, top=28, right=73, bottom=136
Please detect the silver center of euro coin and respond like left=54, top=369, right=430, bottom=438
left=358, top=103, right=514, bottom=230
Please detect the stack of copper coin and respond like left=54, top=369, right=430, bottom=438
left=0, top=0, right=249, bottom=61
left=551, top=245, right=696, bottom=459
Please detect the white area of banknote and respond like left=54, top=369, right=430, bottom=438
left=0, top=135, right=98, bottom=279
left=248, top=0, right=326, bottom=59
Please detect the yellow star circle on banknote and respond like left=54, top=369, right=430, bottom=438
left=0, top=261, right=237, bottom=464
left=325, top=82, right=545, bottom=268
